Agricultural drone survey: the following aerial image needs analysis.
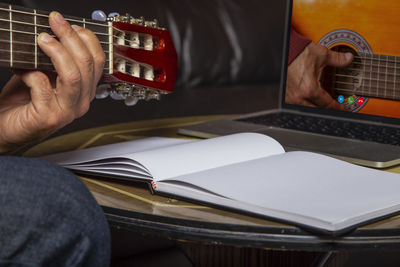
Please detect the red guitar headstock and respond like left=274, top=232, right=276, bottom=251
left=98, top=13, right=177, bottom=106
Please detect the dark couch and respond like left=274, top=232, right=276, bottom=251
left=3, top=0, right=287, bottom=137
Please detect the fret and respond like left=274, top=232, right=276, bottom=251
left=12, top=4, right=36, bottom=69
left=395, top=56, right=397, bottom=100
left=9, top=5, right=12, bottom=67
left=384, top=55, right=388, bottom=99
left=360, top=53, right=366, bottom=95
left=372, top=54, right=379, bottom=98
left=0, top=4, right=111, bottom=72
left=386, top=54, right=396, bottom=100
left=377, top=54, right=384, bottom=97
left=108, top=21, right=113, bottom=74
left=34, top=9, right=37, bottom=68
left=369, top=53, right=373, bottom=97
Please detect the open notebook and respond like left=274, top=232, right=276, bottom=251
left=40, top=133, right=400, bottom=235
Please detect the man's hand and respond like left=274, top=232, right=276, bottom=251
left=0, top=12, right=105, bottom=154
left=285, top=42, right=353, bottom=110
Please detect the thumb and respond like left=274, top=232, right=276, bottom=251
left=325, top=50, right=353, bottom=67
left=18, top=71, right=56, bottom=107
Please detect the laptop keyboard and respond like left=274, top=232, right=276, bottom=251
left=237, top=112, right=400, bottom=146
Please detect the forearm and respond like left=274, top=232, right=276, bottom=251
left=288, top=27, right=311, bottom=65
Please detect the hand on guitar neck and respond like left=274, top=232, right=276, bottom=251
left=286, top=42, right=354, bottom=110
left=0, top=11, right=105, bottom=154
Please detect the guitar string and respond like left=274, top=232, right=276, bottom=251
left=0, top=7, right=108, bottom=28
left=326, top=73, right=400, bottom=96
left=355, top=53, right=396, bottom=59
left=0, top=58, right=113, bottom=71
left=0, top=27, right=155, bottom=49
left=353, top=55, right=400, bottom=65
left=0, top=17, right=110, bottom=36
left=112, top=51, right=160, bottom=73
left=0, top=48, right=158, bottom=74
left=0, top=47, right=156, bottom=69
left=331, top=80, right=400, bottom=97
left=0, top=39, right=111, bottom=55
left=0, top=57, right=151, bottom=75
left=0, top=60, right=112, bottom=73
left=0, top=14, right=159, bottom=44
left=331, top=71, right=400, bottom=88
left=333, top=87, right=400, bottom=99
left=0, top=28, right=110, bottom=45
left=0, top=48, right=113, bottom=62
left=0, top=37, right=150, bottom=52
left=2, top=7, right=154, bottom=35
left=328, top=65, right=400, bottom=78
left=320, top=70, right=400, bottom=89
left=0, top=45, right=158, bottom=66
left=0, top=16, right=128, bottom=37
left=337, top=71, right=399, bottom=82
left=0, top=9, right=150, bottom=37
left=1, top=21, right=398, bottom=85
left=348, top=62, right=400, bottom=71
left=333, top=73, right=400, bottom=85
left=334, top=80, right=399, bottom=88
left=332, top=81, right=399, bottom=92
left=331, top=86, right=400, bottom=95
left=0, top=32, right=151, bottom=53
left=342, top=61, right=396, bottom=70
left=3, top=7, right=398, bottom=65
left=327, top=53, right=400, bottom=65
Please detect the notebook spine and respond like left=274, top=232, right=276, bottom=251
left=148, top=181, right=157, bottom=194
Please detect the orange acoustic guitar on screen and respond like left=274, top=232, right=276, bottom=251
left=292, top=0, right=400, bottom=118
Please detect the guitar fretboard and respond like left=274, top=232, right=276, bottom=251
left=334, top=52, right=400, bottom=100
left=0, top=3, right=110, bottom=73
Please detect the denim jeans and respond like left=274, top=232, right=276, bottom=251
left=0, top=156, right=110, bottom=266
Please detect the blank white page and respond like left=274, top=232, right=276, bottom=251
left=128, top=133, right=285, bottom=181
left=168, top=151, right=400, bottom=231
left=41, top=133, right=285, bottom=182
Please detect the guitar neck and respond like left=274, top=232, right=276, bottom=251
left=0, top=3, right=111, bottom=73
left=335, top=52, right=400, bottom=100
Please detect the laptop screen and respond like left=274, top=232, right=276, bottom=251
left=283, top=0, right=400, bottom=124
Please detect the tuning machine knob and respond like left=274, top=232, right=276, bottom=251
left=91, top=10, right=107, bottom=21
left=95, top=84, right=111, bottom=99
left=96, top=83, right=162, bottom=106
left=125, top=96, right=139, bottom=106
left=145, top=19, right=158, bottom=28
left=108, top=12, right=120, bottom=18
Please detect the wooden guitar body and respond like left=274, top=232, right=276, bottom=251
left=292, top=0, right=400, bottom=118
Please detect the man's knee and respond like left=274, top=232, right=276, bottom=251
left=0, top=156, right=100, bottom=221
left=0, top=156, right=110, bottom=266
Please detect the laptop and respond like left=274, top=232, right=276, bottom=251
left=178, top=0, right=400, bottom=168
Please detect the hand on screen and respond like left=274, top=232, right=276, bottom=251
left=285, top=42, right=353, bottom=110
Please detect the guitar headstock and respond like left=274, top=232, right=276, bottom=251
left=94, top=12, right=177, bottom=106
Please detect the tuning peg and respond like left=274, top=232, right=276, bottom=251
left=108, top=12, right=120, bottom=18
left=110, top=91, right=125, bottom=100
left=91, top=10, right=107, bottom=21
left=145, top=19, right=158, bottom=28
left=95, top=84, right=110, bottom=99
left=125, top=96, right=139, bottom=106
